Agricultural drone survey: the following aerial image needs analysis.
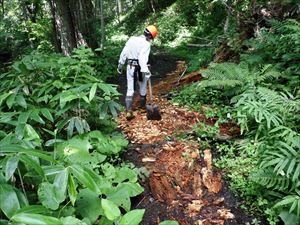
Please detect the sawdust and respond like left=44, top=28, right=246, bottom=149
left=118, top=61, right=235, bottom=224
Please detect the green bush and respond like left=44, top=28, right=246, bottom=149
left=241, top=19, right=300, bottom=94
left=0, top=48, right=145, bottom=224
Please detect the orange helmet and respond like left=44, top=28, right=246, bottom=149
left=144, top=25, right=158, bottom=39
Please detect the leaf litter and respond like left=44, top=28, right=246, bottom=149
left=117, top=60, right=242, bottom=224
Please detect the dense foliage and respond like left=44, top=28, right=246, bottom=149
left=1, top=0, right=299, bottom=224
left=173, top=18, right=300, bottom=225
left=0, top=48, right=147, bottom=224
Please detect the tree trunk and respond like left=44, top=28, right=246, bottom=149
left=0, top=0, right=4, bottom=18
left=69, top=0, right=98, bottom=49
left=100, top=0, right=105, bottom=48
left=117, top=0, right=122, bottom=14
left=48, top=0, right=77, bottom=55
left=48, top=0, right=98, bottom=55
left=149, top=0, right=156, bottom=13
left=115, top=0, right=120, bottom=22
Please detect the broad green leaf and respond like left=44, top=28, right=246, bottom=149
left=15, top=95, right=27, bottom=108
left=15, top=205, right=49, bottom=214
left=119, top=209, right=145, bottom=225
left=0, top=92, right=11, bottom=106
left=107, top=182, right=143, bottom=212
left=15, top=123, right=26, bottom=139
left=74, top=117, right=84, bottom=134
left=0, top=145, right=53, bottom=162
left=11, top=213, right=62, bottom=225
left=279, top=211, right=299, bottom=225
left=107, top=186, right=131, bottom=212
left=24, top=124, right=40, bottom=141
left=56, top=136, right=92, bottom=164
left=5, top=156, right=19, bottom=181
left=42, top=165, right=64, bottom=176
left=41, top=108, right=54, bottom=122
left=18, top=111, right=30, bottom=124
left=19, top=154, right=45, bottom=178
left=75, top=189, right=102, bottom=224
left=158, top=220, right=179, bottom=225
left=68, top=175, right=77, bottom=206
left=60, top=93, right=78, bottom=109
left=0, top=184, right=20, bottom=218
left=38, top=182, right=62, bottom=210
left=101, top=199, right=121, bottom=221
left=114, top=167, right=137, bottom=183
left=108, top=101, right=121, bottom=118
left=53, top=169, right=69, bottom=202
left=60, top=216, right=87, bottom=225
left=67, top=117, right=75, bottom=137
left=120, top=182, right=144, bottom=197
left=6, top=93, right=16, bottom=109
left=30, top=110, right=45, bottom=124
left=15, top=188, right=28, bottom=208
left=70, top=165, right=101, bottom=194
left=89, top=83, right=97, bottom=101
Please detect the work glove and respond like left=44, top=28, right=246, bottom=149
left=143, top=71, right=151, bottom=79
left=117, top=63, right=123, bottom=74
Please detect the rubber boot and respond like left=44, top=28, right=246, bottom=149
left=139, top=95, right=146, bottom=113
left=125, top=96, right=134, bottom=120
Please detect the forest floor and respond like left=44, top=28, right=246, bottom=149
left=115, top=52, right=254, bottom=225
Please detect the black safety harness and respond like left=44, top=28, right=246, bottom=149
left=127, top=59, right=143, bottom=91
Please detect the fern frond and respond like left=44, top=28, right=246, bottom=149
left=198, top=79, right=243, bottom=88
left=256, top=65, right=281, bottom=83
left=274, top=194, right=300, bottom=217
left=261, top=140, right=300, bottom=180
left=251, top=169, right=291, bottom=191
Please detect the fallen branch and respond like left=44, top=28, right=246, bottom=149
left=177, top=66, right=188, bottom=85
left=187, top=43, right=213, bottom=48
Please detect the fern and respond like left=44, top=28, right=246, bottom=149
left=251, top=169, right=291, bottom=191
left=274, top=194, right=300, bottom=217
left=260, top=142, right=300, bottom=180
left=200, top=62, right=281, bottom=97
left=233, top=87, right=299, bottom=134
left=200, top=63, right=249, bottom=90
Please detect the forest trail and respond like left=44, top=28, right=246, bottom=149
left=117, top=56, right=250, bottom=225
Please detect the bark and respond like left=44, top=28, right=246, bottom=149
left=48, top=0, right=98, bottom=55
left=117, top=0, right=122, bottom=14
left=115, top=0, right=120, bottom=21
left=149, top=0, right=156, bottom=13
left=100, top=0, right=105, bottom=48
left=69, top=0, right=98, bottom=49
left=1, top=0, right=4, bottom=17
left=223, top=8, right=230, bottom=35
left=25, top=0, right=40, bottom=23
left=48, top=0, right=77, bottom=55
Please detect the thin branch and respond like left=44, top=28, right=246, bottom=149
left=18, top=168, right=28, bottom=203
left=187, top=43, right=213, bottom=48
left=177, top=66, right=188, bottom=85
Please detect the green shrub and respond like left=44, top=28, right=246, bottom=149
left=0, top=48, right=145, bottom=224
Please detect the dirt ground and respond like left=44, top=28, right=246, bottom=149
left=115, top=52, right=255, bottom=225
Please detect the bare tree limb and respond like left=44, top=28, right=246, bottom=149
left=187, top=43, right=213, bottom=48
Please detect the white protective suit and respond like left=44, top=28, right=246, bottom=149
left=118, top=35, right=151, bottom=98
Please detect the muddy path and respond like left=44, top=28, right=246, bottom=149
left=114, top=51, right=254, bottom=225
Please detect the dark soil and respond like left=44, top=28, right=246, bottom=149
left=113, top=49, right=259, bottom=225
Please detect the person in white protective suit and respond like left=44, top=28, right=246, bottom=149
left=117, top=25, right=158, bottom=120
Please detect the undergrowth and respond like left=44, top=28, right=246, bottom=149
left=172, top=19, right=300, bottom=225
